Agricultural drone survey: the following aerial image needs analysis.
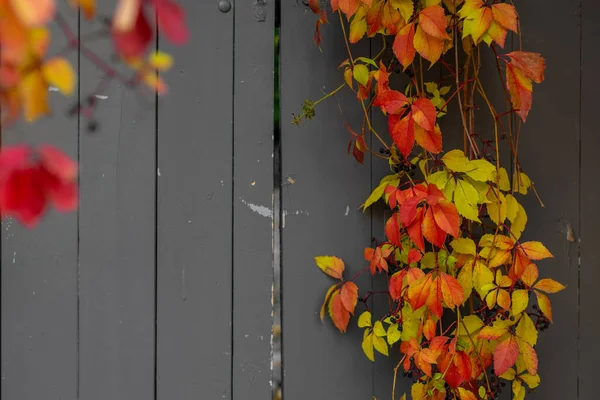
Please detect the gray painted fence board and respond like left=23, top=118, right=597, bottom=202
left=516, top=1, right=580, bottom=398
left=281, top=4, right=374, bottom=399
left=579, top=0, right=598, bottom=397
left=156, top=1, right=234, bottom=399
left=77, top=1, right=156, bottom=398
left=0, top=4, right=79, bottom=399
left=232, top=0, right=275, bottom=398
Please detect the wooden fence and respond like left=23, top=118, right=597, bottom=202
left=1, top=0, right=598, bottom=399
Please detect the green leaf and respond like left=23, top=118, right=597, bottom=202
left=355, top=56, right=377, bottom=67
left=426, top=170, right=451, bottom=191
left=353, top=64, right=369, bottom=86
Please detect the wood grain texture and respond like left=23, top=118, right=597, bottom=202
left=156, top=1, right=234, bottom=399
left=77, top=1, right=156, bottom=398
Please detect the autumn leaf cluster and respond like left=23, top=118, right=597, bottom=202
left=306, top=1, right=562, bottom=399
left=0, top=0, right=188, bottom=226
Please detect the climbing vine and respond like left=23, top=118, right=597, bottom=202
left=299, top=1, right=564, bottom=399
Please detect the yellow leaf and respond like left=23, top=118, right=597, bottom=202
left=478, top=323, right=508, bottom=340
left=493, top=167, right=511, bottom=191
left=442, top=174, right=457, bottom=201
left=149, top=51, right=174, bottom=71
left=142, top=71, right=168, bottom=95
left=458, top=387, right=478, bottom=400
left=511, top=289, right=529, bottom=315
left=519, top=241, right=553, bottom=260
left=358, top=311, right=372, bottom=327
left=457, top=0, right=483, bottom=19
left=20, top=70, right=49, bottom=122
left=505, top=194, right=519, bottom=221
left=450, top=238, right=476, bottom=255
left=442, top=149, right=471, bottom=172
left=465, top=159, right=496, bottom=182
left=512, top=380, right=525, bottom=400
left=457, top=260, right=474, bottom=297
left=315, top=256, right=345, bottom=279
left=463, top=6, right=492, bottom=44
left=516, top=313, right=538, bottom=345
left=391, top=0, right=414, bottom=22
left=518, top=339, right=538, bottom=375
left=466, top=177, right=491, bottom=204
left=42, top=57, right=75, bottom=95
left=413, top=24, right=444, bottom=64
left=499, top=368, right=516, bottom=380
left=473, top=261, right=494, bottom=298
left=411, top=382, right=426, bottom=400
left=520, top=373, right=540, bottom=389
left=373, top=321, right=387, bottom=337
left=349, top=8, right=367, bottom=43
left=353, top=64, right=369, bottom=86
left=320, top=284, right=339, bottom=321
left=72, top=0, right=96, bottom=19
left=28, top=27, right=50, bottom=57
left=458, top=314, right=484, bottom=336
left=486, top=188, right=506, bottom=226
left=362, top=331, right=375, bottom=361
left=511, top=203, right=528, bottom=240
left=10, top=0, right=55, bottom=26
left=534, top=278, right=566, bottom=294
left=373, top=334, right=389, bottom=356
left=454, top=178, right=480, bottom=222
left=387, top=323, right=401, bottom=345
left=426, top=170, right=451, bottom=190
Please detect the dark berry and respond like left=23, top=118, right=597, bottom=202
left=87, top=120, right=99, bottom=133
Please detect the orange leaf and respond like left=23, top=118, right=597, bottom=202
left=42, top=57, right=75, bottom=95
left=467, top=7, right=493, bottom=43
left=519, top=241, right=553, bottom=260
left=415, top=124, right=443, bottom=154
left=520, top=263, right=539, bottom=287
left=432, top=201, right=460, bottom=238
left=20, top=70, right=49, bottom=122
left=506, top=62, right=532, bottom=122
left=535, top=290, right=553, bottom=322
left=440, top=272, right=464, bottom=308
left=506, top=51, right=546, bottom=83
left=423, top=318, right=436, bottom=340
left=486, top=20, right=508, bottom=48
left=10, top=0, right=55, bottom=26
left=534, top=278, right=566, bottom=294
left=419, top=5, right=449, bottom=40
left=414, top=24, right=444, bottom=64
left=518, top=339, right=538, bottom=375
left=340, top=281, right=359, bottom=314
left=393, top=23, right=416, bottom=69
left=389, top=270, right=406, bottom=300
left=407, top=208, right=425, bottom=251
left=411, top=98, right=436, bottom=131
left=407, top=248, right=422, bottom=264
left=415, top=348, right=437, bottom=377
left=315, top=256, right=345, bottom=279
left=385, top=212, right=402, bottom=247
left=491, top=3, right=518, bottom=33
left=329, top=290, right=351, bottom=333
left=423, top=206, right=447, bottom=248
left=458, top=388, right=478, bottom=400
left=338, top=0, right=359, bottom=19
left=493, top=336, right=519, bottom=376
left=408, top=273, right=434, bottom=311
left=497, top=289, right=511, bottom=310
left=374, top=90, right=409, bottom=114
left=478, top=325, right=508, bottom=340
left=427, top=276, right=443, bottom=317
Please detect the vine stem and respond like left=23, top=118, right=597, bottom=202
left=392, top=355, right=407, bottom=400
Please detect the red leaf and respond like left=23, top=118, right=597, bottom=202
left=423, top=206, right=446, bottom=248
left=338, top=0, right=359, bottom=18
left=374, top=90, right=409, bottom=114
left=390, top=114, right=416, bottom=157
left=389, top=270, right=407, bottom=300
left=411, top=98, right=436, bottom=131
left=400, top=196, right=421, bottom=226
left=153, top=0, right=189, bottom=44
left=506, top=62, right=532, bottom=122
left=393, top=23, right=416, bottom=69
left=112, top=8, right=152, bottom=58
left=493, top=336, right=519, bottom=376
left=408, top=273, right=433, bottom=311
left=407, top=208, right=425, bottom=251
left=340, top=281, right=359, bottom=314
left=385, top=212, right=402, bottom=247
left=407, top=248, right=422, bottom=264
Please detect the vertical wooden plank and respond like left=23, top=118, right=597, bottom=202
left=516, top=1, right=580, bottom=398
left=280, top=4, right=373, bottom=399
left=579, top=0, right=597, bottom=397
left=77, top=1, right=156, bottom=399
left=0, top=4, right=78, bottom=399
left=232, top=0, right=275, bottom=398
left=156, top=1, right=234, bottom=399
